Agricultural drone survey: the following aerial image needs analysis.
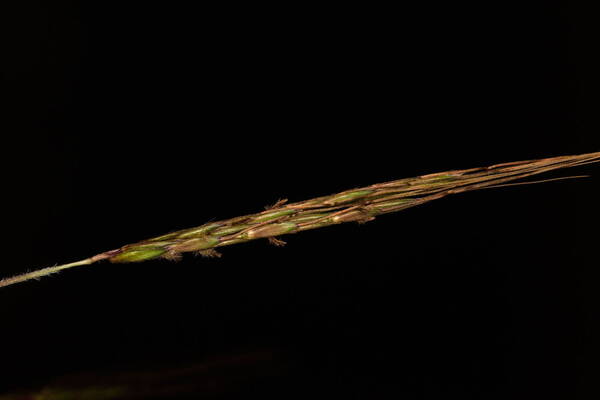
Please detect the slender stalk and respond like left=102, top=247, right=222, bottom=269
left=0, top=260, right=93, bottom=287
left=0, top=253, right=111, bottom=288
left=2, top=151, right=599, bottom=289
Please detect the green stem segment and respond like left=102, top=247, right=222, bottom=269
left=0, top=259, right=93, bottom=288
left=2, top=151, right=600, bottom=288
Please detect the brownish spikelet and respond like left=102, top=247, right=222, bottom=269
left=268, top=237, right=287, bottom=247
left=196, top=249, right=222, bottom=258
left=265, top=198, right=288, bottom=210
left=162, top=251, right=183, bottom=262
left=357, top=215, right=376, bottom=224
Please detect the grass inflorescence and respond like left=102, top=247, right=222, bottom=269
left=1, top=151, right=599, bottom=288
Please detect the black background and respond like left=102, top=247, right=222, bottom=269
left=2, top=1, right=600, bottom=399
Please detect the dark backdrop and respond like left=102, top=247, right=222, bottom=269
left=2, top=2, right=600, bottom=399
